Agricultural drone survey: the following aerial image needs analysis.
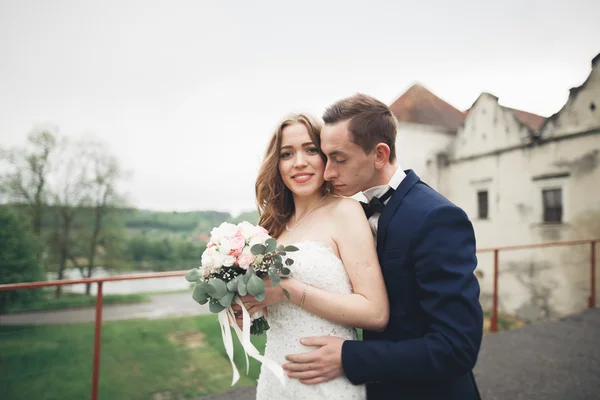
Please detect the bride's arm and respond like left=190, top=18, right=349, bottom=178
left=279, top=198, right=389, bottom=331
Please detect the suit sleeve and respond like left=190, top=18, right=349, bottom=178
left=341, top=204, right=483, bottom=384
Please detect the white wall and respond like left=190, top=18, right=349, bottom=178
left=395, top=122, right=455, bottom=189
left=453, top=93, right=532, bottom=160
left=439, top=124, right=600, bottom=321
left=541, top=60, right=600, bottom=138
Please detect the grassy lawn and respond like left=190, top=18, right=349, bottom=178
left=4, top=291, right=151, bottom=314
left=0, top=315, right=266, bottom=399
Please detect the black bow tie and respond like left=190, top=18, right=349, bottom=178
left=360, top=188, right=394, bottom=219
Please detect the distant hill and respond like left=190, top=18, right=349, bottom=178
left=13, top=204, right=260, bottom=238
left=118, top=208, right=259, bottom=236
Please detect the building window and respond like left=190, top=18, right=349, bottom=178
left=542, top=188, right=563, bottom=223
left=477, top=190, right=489, bottom=219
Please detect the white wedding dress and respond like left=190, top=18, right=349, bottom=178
left=255, top=241, right=366, bottom=400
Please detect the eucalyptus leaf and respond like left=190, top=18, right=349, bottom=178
left=209, top=301, right=226, bottom=313
left=270, top=274, right=280, bottom=286
left=185, top=268, right=202, bottom=283
left=281, top=267, right=291, bottom=277
left=197, top=281, right=213, bottom=294
left=285, top=258, right=294, bottom=266
left=251, top=243, right=266, bottom=255
left=284, top=245, right=299, bottom=252
left=237, top=279, right=248, bottom=296
left=247, top=274, right=265, bottom=296
left=244, top=267, right=254, bottom=283
left=192, top=285, right=209, bottom=304
left=226, top=277, right=239, bottom=292
left=274, top=254, right=282, bottom=263
left=265, top=238, right=277, bottom=253
left=282, top=288, right=291, bottom=300
left=208, top=278, right=228, bottom=299
left=254, top=292, right=266, bottom=302
left=277, top=244, right=284, bottom=251
left=219, top=291, right=235, bottom=307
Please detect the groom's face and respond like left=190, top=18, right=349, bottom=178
left=321, top=120, right=377, bottom=197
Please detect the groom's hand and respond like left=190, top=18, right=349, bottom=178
left=283, top=336, right=345, bottom=384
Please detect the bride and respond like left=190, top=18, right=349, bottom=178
left=236, top=113, right=389, bottom=399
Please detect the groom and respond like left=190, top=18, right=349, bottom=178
left=282, top=93, right=484, bottom=399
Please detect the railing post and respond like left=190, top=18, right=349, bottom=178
left=91, top=281, right=104, bottom=400
left=589, top=241, right=596, bottom=309
left=490, top=249, right=499, bottom=333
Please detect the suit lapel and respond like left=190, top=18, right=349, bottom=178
left=377, top=169, right=420, bottom=250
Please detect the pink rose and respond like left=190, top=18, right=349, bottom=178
left=229, top=248, right=242, bottom=257
left=228, top=232, right=245, bottom=256
left=237, top=253, right=254, bottom=270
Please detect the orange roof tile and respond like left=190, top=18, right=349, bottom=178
left=389, top=84, right=466, bottom=131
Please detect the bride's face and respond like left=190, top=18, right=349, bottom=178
left=278, top=123, right=326, bottom=198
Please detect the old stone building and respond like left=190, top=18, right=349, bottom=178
left=391, top=53, right=600, bottom=321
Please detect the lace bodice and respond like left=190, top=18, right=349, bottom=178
left=255, top=241, right=366, bottom=399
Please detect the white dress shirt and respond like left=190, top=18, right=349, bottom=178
left=361, top=167, right=406, bottom=238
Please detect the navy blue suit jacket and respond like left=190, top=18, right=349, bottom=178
left=342, top=170, right=483, bottom=399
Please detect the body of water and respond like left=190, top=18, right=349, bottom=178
left=46, top=268, right=191, bottom=295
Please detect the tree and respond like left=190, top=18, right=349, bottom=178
left=46, top=137, right=89, bottom=297
left=79, top=140, right=126, bottom=294
left=0, top=126, right=57, bottom=236
left=0, top=206, right=45, bottom=313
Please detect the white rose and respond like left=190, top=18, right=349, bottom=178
left=238, top=221, right=262, bottom=240
left=201, top=249, right=214, bottom=269
left=203, top=246, right=223, bottom=271
left=211, top=251, right=224, bottom=271
left=222, top=255, right=236, bottom=267
left=210, top=222, right=238, bottom=242
left=218, top=239, right=231, bottom=256
left=249, top=232, right=270, bottom=249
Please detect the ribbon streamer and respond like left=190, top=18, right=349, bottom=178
left=217, top=298, right=286, bottom=387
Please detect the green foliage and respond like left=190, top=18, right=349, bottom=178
left=119, top=209, right=234, bottom=234
left=125, top=234, right=207, bottom=271
left=0, top=206, right=45, bottom=312
left=231, top=210, right=259, bottom=225
left=6, top=202, right=257, bottom=274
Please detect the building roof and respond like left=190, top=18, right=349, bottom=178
left=391, top=83, right=547, bottom=133
left=501, top=106, right=546, bottom=132
left=389, top=84, right=466, bottom=131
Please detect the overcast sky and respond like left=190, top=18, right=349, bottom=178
left=1, top=0, right=599, bottom=215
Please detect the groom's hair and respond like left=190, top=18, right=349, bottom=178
left=323, top=93, right=397, bottom=162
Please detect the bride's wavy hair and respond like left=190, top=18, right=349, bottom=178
left=255, top=113, right=327, bottom=238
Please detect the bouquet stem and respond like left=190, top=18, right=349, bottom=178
left=250, top=316, right=270, bottom=335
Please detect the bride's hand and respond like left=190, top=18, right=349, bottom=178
left=237, top=276, right=289, bottom=316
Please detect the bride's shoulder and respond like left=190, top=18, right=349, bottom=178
left=325, top=195, right=363, bottom=217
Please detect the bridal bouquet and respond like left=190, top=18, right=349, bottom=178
left=185, top=221, right=298, bottom=335
left=185, top=221, right=295, bottom=385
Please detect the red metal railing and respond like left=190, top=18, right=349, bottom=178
left=0, top=271, right=186, bottom=400
left=0, top=239, right=598, bottom=399
left=478, top=238, right=599, bottom=332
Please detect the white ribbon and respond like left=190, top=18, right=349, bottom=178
left=217, top=297, right=286, bottom=387
left=217, top=310, right=240, bottom=385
